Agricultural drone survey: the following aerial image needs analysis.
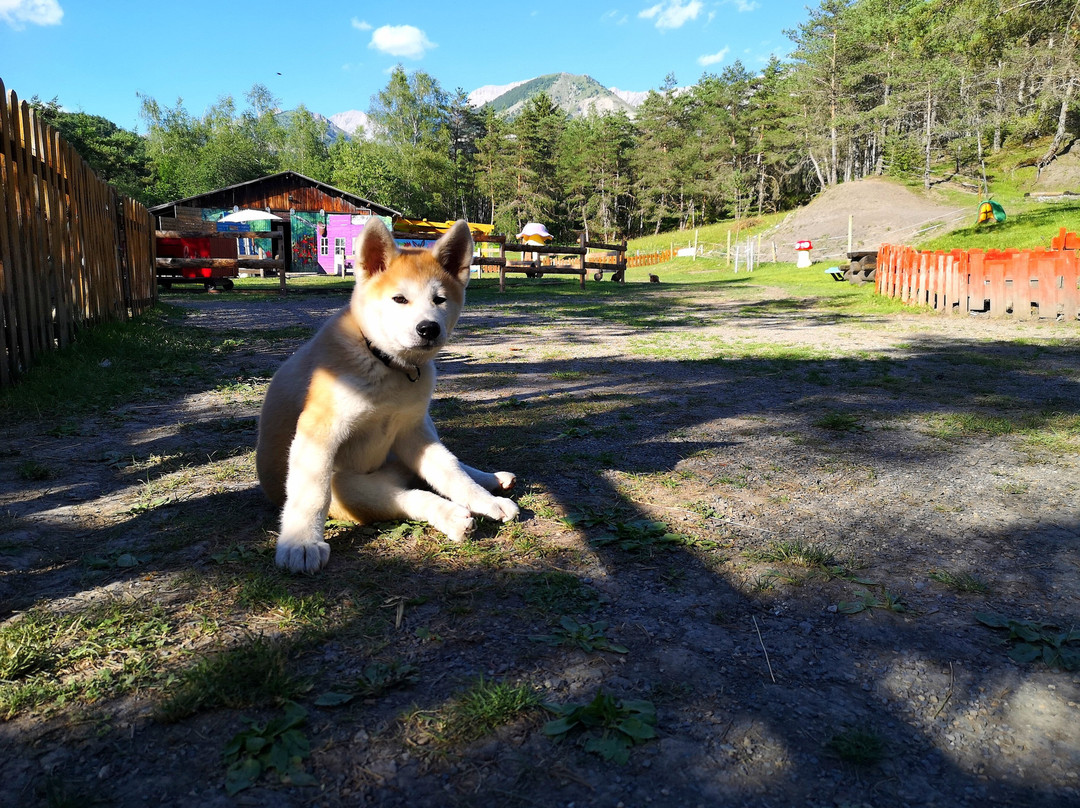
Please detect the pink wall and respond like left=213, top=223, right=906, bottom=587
left=318, top=214, right=390, bottom=274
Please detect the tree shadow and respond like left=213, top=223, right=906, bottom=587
left=2, top=289, right=1079, bottom=806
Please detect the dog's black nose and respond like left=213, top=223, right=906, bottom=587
left=416, top=321, right=441, bottom=342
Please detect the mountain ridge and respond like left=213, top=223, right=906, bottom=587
left=315, top=73, right=649, bottom=143
left=479, top=73, right=640, bottom=119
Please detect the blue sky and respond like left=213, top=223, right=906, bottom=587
left=0, top=0, right=807, bottom=131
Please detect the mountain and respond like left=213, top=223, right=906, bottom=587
left=609, top=87, right=651, bottom=108
left=273, top=109, right=351, bottom=143
left=467, top=80, right=529, bottom=108
left=329, top=110, right=372, bottom=139
left=479, top=73, right=639, bottom=119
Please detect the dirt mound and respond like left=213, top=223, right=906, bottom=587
left=1034, top=140, right=1080, bottom=191
left=760, top=177, right=969, bottom=264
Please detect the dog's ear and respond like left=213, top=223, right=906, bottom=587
left=431, top=220, right=475, bottom=285
left=357, top=217, right=397, bottom=277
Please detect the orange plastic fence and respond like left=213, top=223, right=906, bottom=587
left=876, top=230, right=1080, bottom=321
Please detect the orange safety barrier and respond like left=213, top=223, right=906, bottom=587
left=876, top=230, right=1080, bottom=321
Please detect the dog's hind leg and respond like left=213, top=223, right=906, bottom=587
left=460, top=463, right=516, bottom=493
left=331, top=464, right=476, bottom=542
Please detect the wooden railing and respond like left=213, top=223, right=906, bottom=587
left=154, top=220, right=292, bottom=293
left=0, top=78, right=156, bottom=387
left=876, top=236, right=1080, bottom=320
left=468, top=233, right=627, bottom=291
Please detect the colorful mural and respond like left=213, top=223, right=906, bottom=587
left=291, top=212, right=320, bottom=271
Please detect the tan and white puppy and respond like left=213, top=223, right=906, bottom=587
left=256, top=218, right=518, bottom=573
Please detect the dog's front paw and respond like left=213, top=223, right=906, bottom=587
left=275, top=534, right=331, bottom=573
left=493, top=471, right=516, bottom=491
left=480, top=496, right=519, bottom=523
left=440, top=506, right=476, bottom=543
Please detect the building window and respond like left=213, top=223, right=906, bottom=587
left=334, top=238, right=346, bottom=257
left=319, top=236, right=329, bottom=256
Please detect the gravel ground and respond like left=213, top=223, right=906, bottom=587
left=1, top=282, right=1079, bottom=808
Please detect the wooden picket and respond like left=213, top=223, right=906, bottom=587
left=876, top=236, right=1080, bottom=321
left=0, top=77, right=156, bottom=387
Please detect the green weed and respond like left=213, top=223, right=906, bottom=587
left=314, top=660, right=420, bottom=706
left=563, top=508, right=699, bottom=554
left=531, top=617, right=628, bottom=654
left=223, top=701, right=315, bottom=795
left=976, top=612, right=1080, bottom=670
left=837, top=590, right=909, bottom=615
left=543, top=690, right=657, bottom=764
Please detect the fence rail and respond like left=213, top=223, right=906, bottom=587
left=876, top=237, right=1080, bottom=321
left=0, top=78, right=156, bottom=387
left=469, top=233, right=627, bottom=291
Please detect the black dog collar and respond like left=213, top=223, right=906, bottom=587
left=364, top=337, right=420, bottom=383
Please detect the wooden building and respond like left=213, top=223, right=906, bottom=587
left=149, top=172, right=401, bottom=274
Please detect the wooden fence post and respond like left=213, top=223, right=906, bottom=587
left=278, top=219, right=290, bottom=295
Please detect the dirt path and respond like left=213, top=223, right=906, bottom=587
left=1, top=285, right=1079, bottom=807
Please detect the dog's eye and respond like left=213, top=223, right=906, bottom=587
left=392, top=295, right=409, bottom=305
left=432, top=294, right=446, bottom=305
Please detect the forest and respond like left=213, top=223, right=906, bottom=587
left=33, top=0, right=1079, bottom=241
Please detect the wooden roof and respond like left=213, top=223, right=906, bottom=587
left=148, top=171, right=401, bottom=218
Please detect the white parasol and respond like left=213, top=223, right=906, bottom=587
left=219, top=209, right=283, bottom=223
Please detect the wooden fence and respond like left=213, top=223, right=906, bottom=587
left=626, top=249, right=674, bottom=268
left=876, top=236, right=1080, bottom=321
left=471, top=233, right=627, bottom=291
left=0, top=78, right=157, bottom=387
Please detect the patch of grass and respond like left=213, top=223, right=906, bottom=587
left=520, top=571, right=599, bottom=615
left=826, top=727, right=887, bottom=765
left=0, top=304, right=222, bottom=421
left=748, top=540, right=838, bottom=569
left=929, top=569, right=990, bottom=594
left=0, top=599, right=175, bottom=718
left=923, top=412, right=1018, bottom=438
left=154, top=635, right=306, bottom=723
left=813, top=411, right=864, bottom=433
left=15, top=460, right=55, bottom=481
left=406, top=677, right=541, bottom=751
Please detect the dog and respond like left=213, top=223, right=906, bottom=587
left=256, top=218, right=519, bottom=573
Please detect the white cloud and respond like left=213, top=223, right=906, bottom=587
left=729, top=0, right=759, bottom=11
left=368, top=24, right=436, bottom=59
left=0, top=0, right=63, bottom=29
left=697, top=47, right=730, bottom=66
left=602, top=9, right=628, bottom=24
left=351, top=17, right=372, bottom=31
left=639, top=0, right=702, bottom=29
